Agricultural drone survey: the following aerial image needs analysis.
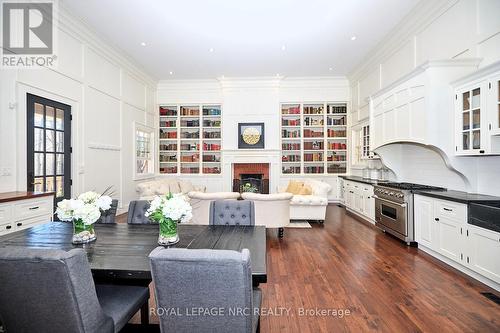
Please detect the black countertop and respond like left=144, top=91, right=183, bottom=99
left=339, top=175, right=388, bottom=186
left=413, top=189, right=500, bottom=205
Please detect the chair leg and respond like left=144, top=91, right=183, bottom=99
left=141, top=300, right=149, bottom=325
left=278, top=227, right=284, bottom=238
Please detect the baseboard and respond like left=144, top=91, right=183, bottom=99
left=418, top=245, right=500, bottom=292
left=345, top=207, right=376, bottom=227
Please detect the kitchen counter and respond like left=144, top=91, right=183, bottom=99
left=339, top=175, right=387, bottom=186
left=413, top=189, right=500, bottom=205
left=0, top=191, right=55, bottom=204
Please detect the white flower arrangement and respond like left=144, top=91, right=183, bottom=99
left=145, top=193, right=192, bottom=223
left=55, top=190, right=113, bottom=225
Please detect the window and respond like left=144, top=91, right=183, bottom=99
left=134, top=123, right=155, bottom=179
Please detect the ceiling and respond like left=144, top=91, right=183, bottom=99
left=62, top=0, right=419, bottom=80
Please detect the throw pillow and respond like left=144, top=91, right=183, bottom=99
left=286, top=180, right=304, bottom=194
left=298, top=184, right=313, bottom=195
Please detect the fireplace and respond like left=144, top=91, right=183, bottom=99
left=232, top=163, right=270, bottom=194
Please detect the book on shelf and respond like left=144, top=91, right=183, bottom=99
left=160, top=130, right=177, bottom=139
left=203, top=131, right=221, bottom=138
left=282, top=118, right=300, bottom=126
left=160, top=120, right=176, bottom=127
left=160, top=166, right=178, bottom=173
left=180, top=119, right=200, bottom=127
left=303, top=141, right=324, bottom=150
left=327, top=116, right=346, bottom=126
left=159, top=143, right=177, bottom=151
left=282, top=154, right=300, bottom=162
left=327, top=105, right=347, bottom=114
left=180, top=143, right=199, bottom=151
left=180, top=107, right=199, bottom=116
left=282, top=166, right=301, bottom=174
left=303, top=105, right=324, bottom=114
left=327, top=129, right=346, bottom=137
left=203, top=107, right=221, bottom=116
left=159, top=107, right=177, bottom=116
left=282, top=129, right=301, bottom=138
left=303, top=129, right=324, bottom=137
left=304, top=117, right=323, bottom=126
left=281, top=105, right=300, bottom=114
left=203, top=143, right=221, bottom=151
left=327, top=142, right=347, bottom=150
left=282, top=143, right=301, bottom=150
left=303, top=152, right=324, bottom=162
left=181, top=167, right=200, bottom=174
left=181, top=154, right=199, bottom=162
left=203, top=119, right=221, bottom=127
left=304, top=166, right=324, bottom=173
left=203, top=167, right=221, bottom=174
left=202, top=154, right=221, bottom=162
left=181, top=131, right=199, bottom=139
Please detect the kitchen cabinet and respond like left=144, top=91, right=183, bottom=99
left=0, top=194, right=54, bottom=236
left=414, top=194, right=500, bottom=287
left=343, top=179, right=375, bottom=223
left=453, top=61, right=500, bottom=155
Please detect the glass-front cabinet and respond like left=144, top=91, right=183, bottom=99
left=454, top=62, right=500, bottom=155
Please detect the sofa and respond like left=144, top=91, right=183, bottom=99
left=241, top=192, right=292, bottom=237
left=279, top=179, right=331, bottom=222
left=187, top=191, right=241, bottom=225
left=136, top=178, right=206, bottom=200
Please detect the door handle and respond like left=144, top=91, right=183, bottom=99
left=435, top=218, right=439, bottom=221
left=29, top=206, right=40, bottom=210
left=443, top=208, right=453, bottom=212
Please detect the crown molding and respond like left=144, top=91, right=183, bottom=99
left=348, top=0, right=458, bottom=83
left=451, top=59, right=500, bottom=86
left=56, top=4, right=157, bottom=87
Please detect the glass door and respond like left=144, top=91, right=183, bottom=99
left=27, top=94, right=71, bottom=205
left=460, top=87, right=482, bottom=152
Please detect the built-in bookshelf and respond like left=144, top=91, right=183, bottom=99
left=159, top=104, right=222, bottom=174
left=281, top=103, right=347, bottom=174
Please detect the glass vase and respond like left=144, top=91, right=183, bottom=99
left=158, top=218, right=179, bottom=246
left=72, top=219, right=96, bottom=244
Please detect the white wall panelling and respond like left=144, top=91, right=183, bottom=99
left=0, top=6, right=157, bottom=214
left=157, top=77, right=349, bottom=200
left=348, top=0, right=500, bottom=196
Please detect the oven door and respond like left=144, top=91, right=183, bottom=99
left=374, top=197, right=407, bottom=236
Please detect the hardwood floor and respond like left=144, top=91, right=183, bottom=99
left=124, top=205, right=500, bottom=332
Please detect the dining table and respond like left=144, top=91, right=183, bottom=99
left=0, top=222, right=267, bottom=286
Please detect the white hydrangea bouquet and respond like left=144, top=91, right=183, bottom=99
left=145, top=193, right=192, bottom=245
left=55, top=190, right=113, bottom=244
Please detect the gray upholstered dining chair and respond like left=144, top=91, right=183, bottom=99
left=209, top=199, right=255, bottom=226
left=149, top=247, right=261, bottom=333
left=0, top=247, right=150, bottom=333
left=127, top=200, right=153, bottom=224
left=97, top=199, right=119, bottom=224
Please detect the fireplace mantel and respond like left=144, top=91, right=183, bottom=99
left=221, top=150, right=280, bottom=192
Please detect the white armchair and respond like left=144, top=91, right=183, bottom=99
left=279, top=179, right=331, bottom=222
left=240, top=192, right=293, bottom=238
left=187, top=191, right=241, bottom=225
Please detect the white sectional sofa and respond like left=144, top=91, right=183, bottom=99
left=136, top=178, right=206, bottom=200
left=279, top=179, right=331, bottom=222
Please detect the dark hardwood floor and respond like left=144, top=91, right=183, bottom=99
left=124, top=205, right=500, bottom=332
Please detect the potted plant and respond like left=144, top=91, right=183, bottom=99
left=55, top=191, right=113, bottom=244
left=145, top=193, right=192, bottom=245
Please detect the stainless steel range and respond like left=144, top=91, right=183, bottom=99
left=373, top=182, right=445, bottom=244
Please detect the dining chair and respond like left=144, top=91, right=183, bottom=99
left=97, top=199, right=119, bottom=224
left=209, top=199, right=255, bottom=226
left=149, top=247, right=261, bottom=333
left=127, top=200, right=153, bottom=224
left=0, top=247, right=150, bottom=333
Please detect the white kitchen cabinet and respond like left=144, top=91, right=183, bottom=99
left=414, top=194, right=500, bottom=287
left=453, top=61, right=500, bottom=155
left=466, top=225, right=500, bottom=284
left=0, top=194, right=54, bottom=236
left=343, top=179, right=375, bottom=223
left=414, top=195, right=435, bottom=249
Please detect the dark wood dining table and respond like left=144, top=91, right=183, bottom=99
left=0, top=222, right=267, bottom=286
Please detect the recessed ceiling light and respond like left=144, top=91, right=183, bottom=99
left=350, top=36, right=357, bottom=41
left=140, top=42, right=146, bottom=46
left=276, top=73, right=280, bottom=77
left=329, top=67, right=333, bottom=71
left=169, top=71, right=173, bottom=75
left=209, top=48, right=214, bottom=53
left=281, top=45, right=286, bottom=51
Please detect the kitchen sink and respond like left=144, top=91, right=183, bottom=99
left=468, top=202, right=500, bottom=233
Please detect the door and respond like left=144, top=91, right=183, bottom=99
left=436, top=216, right=463, bottom=262
left=27, top=94, right=71, bottom=205
left=375, top=198, right=407, bottom=237
left=414, top=195, right=435, bottom=249
left=466, top=225, right=500, bottom=284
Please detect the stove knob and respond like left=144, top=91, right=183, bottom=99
left=389, top=192, right=395, bottom=196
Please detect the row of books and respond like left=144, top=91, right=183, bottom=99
left=203, top=108, right=221, bottom=116
left=180, top=143, right=198, bottom=151
left=282, top=155, right=300, bottom=162
left=159, top=154, right=177, bottom=162
left=304, top=117, right=323, bottom=126
left=160, top=120, right=176, bottom=127
left=327, top=129, right=346, bottom=137
left=159, top=107, right=176, bottom=116
left=181, top=154, right=199, bottom=162
left=160, top=131, right=177, bottom=139
left=181, top=167, right=200, bottom=173
left=281, top=105, right=300, bottom=114
left=180, top=108, right=199, bottom=116
left=203, top=131, right=221, bottom=138
left=203, top=154, right=221, bottom=162
left=160, top=166, right=177, bottom=173
left=304, top=141, right=323, bottom=150
left=327, top=142, right=347, bottom=150
left=203, top=167, right=221, bottom=174
left=327, top=155, right=346, bottom=161
left=327, top=165, right=346, bottom=173
left=303, top=129, right=324, bottom=137
left=304, top=166, right=324, bottom=173
left=282, top=130, right=300, bottom=138
left=282, top=166, right=301, bottom=174
left=159, top=144, right=177, bottom=151
left=203, top=143, right=221, bottom=151
left=327, top=117, right=346, bottom=126
left=181, top=131, right=199, bottom=139
left=327, top=105, right=347, bottom=114
left=282, top=143, right=301, bottom=150
left=180, top=120, right=199, bottom=127
left=303, top=106, right=324, bottom=114
left=203, top=120, right=221, bottom=127
left=304, top=153, right=323, bottom=161
left=282, top=118, right=300, bottom=126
